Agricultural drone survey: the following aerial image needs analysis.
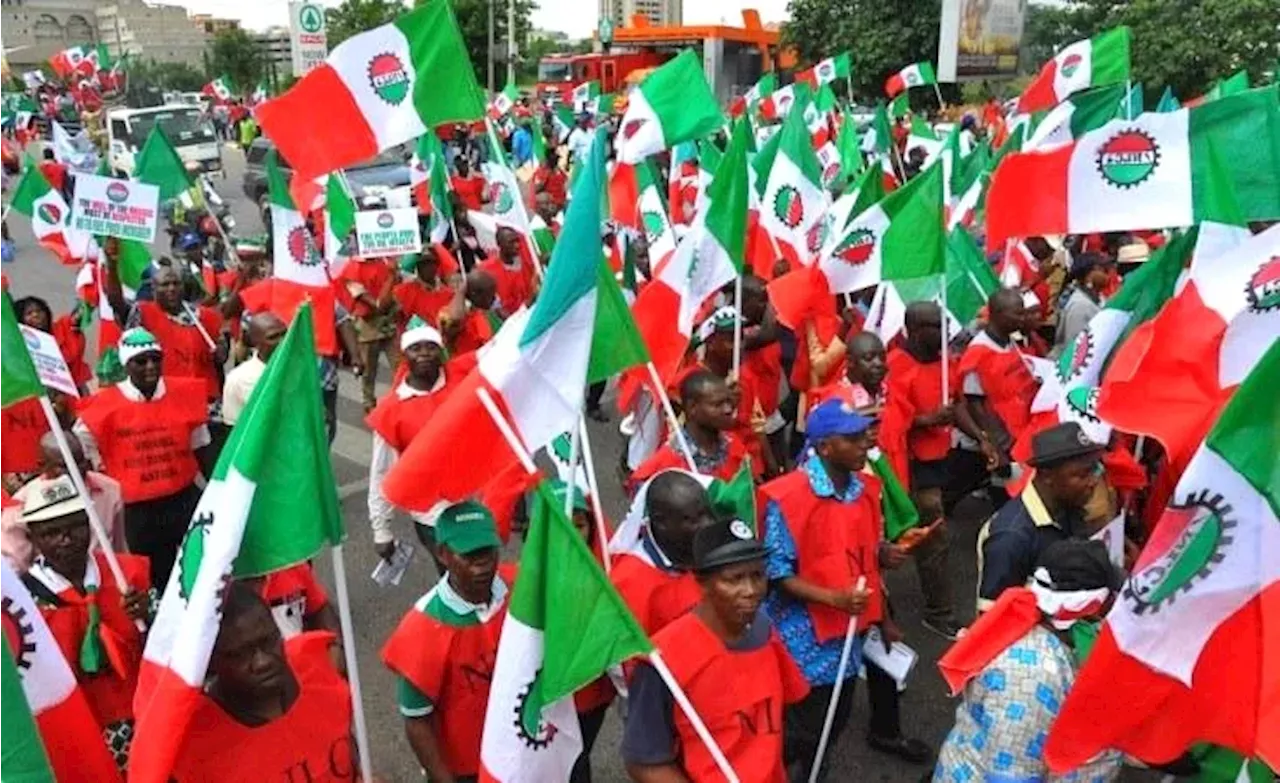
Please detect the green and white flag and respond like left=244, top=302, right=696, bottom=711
left=265, top=149, right=327, bottom=286
left=1156, top=85, right=1180, bottom=112
left=134, top=126, right=194, bottom=203
left=616, top=50, right=725, bottom=164
left=1024, top=83, right=1129, bottom=150
left=571, top=80, right=600, bottom=110
left=819, top=159, right=945, bottom=294
left=204, top=75, right=234, bottom=102
left=636, top=159, right=677, bottom=269
left=482, top=118, right=533, bottom=237
left=885, top=62, right=937, bottom=97
left=324, top=173, right=358, bottom=271
left=1, top=636, right=55, bottom=783
left=490, top=81, right=520, bottom=117
left=9, top=164, right=93, bottom=265
left=131, top=304, right=345, bottom=781
left=904, top=115, right=943, bottom=160
left=479, top=481, right=652, bottom=781
left=871, top=226, right=1000, bottom=341
left=552, top=104, right=574, bottom=142
left=803, top=52, right=852, bottom=88
left=759, top=101, right=828, bottom=263
left=2, top=294, right=44, bottom=409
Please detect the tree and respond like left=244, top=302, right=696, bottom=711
left=782, top=0, right=942, bottom=101
left=418, top=0, right=535, bottom=90
left=1021, top=0, right=1280, bottom=100
left=208, top=29, right=264, bottom=95
left=518, top=35, right=566, bottom=84
left=326, top=0, right=404, bottom=48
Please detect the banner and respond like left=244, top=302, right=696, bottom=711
left=355, top=207, right=421, bottom=256
left=938, top=0, right=1027, bottom=81
left=70, top=174, right=159, bottom=243
left=288, top=1, right=328, bottom=78
left=18, top=325, right=79, bottom=397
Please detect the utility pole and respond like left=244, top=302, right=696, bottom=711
left=487, top=0, right=495, bottom=92
left=506, top=0, right=515, bottom=86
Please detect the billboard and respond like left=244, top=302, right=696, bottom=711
left=289, top=2, right=329, bottom=78
left=938, top=0, right=1028, bottom=81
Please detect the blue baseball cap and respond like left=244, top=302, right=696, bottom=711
left=805, top=398, right=873, bottom=442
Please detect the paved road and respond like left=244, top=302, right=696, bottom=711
left=2, top=146, right=1154, bottom=782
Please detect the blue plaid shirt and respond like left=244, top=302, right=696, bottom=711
left=763, top=453, right=865, bottom=686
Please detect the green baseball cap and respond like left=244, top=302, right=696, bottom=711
left=435, top=500, right=502, bottom=554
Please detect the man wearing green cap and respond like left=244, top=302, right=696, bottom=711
left=75, top=326, right=210, bottom=587
left=623, top=516, right=809, bottom=781
left=382, top=499, right=513, bottom=782
left=367, top=317, right=478, bottom=563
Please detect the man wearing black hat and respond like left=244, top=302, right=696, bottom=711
left=976, top=422, right=1105, bottom=612
left=621, top=517, right=809, bottom=782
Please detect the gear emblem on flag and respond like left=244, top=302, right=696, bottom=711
left=1, top=597, right=37, bottom=671
left=367, top=52, right=410, bottom=106
left=1244, top=256, right=1280, bottom=313
left=287, top=226, right=321, bottom=267
left=177, top=513, right=214, bottom=603
left=489, top=182, right=515, bottom=214
left=36, top=203, right=61, bottom=225
left=1096, top=129, right=1161, bottom=189
left=1064, top=386, right=1103, bottom=425
left=514, top=670, right=560, bottom=749
left=1122, top=490, right=1235, bottom=615
left=622, top=118, right=646, bottom=141
left=1056, top=328, right=1095, bottom=384
left=1059, top=53, right=1083, bottom=78
left=834, top=228, right=876, bottom=266
left=806, top=214, right=832, bottom=255
left=642, top=210, right=666, bottom=244
left=772, top=185, right=805, bottom=229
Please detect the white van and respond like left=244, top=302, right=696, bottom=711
left=107, top=105, right=222, bottom=178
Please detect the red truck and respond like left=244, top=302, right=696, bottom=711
left=535, top=50, right=673, bottom=104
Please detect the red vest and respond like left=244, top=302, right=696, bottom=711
left=77, top=379, right=207, bottom=503
left=478, top=255, right=535, bottom=318
left=628, top=435, right=753, bottom=493
left=744, top=342, right=783, bottom=416
left=138, top=302, right=222, bottom=401
left=394, top=278, right=454, bottom=329
left=365, top=354, right=478, bottom=452
left=452, top=309, right=495, bottom=355
left=958, top=339, right=1039, bottom=442
left=171, top=632, right=354, bottom=783
left=381, top=566, right=515, bottom=777
left=610, top=552, right=701, bottom=636
left=654, top=612, right=809, bottom=782
left=760, top=469, right=884, bottom=640
left=883, top=348, right=960, bottom=483
left=36, top=552, right=149, bottom=728
left=1, top=397, right=48, bottom=474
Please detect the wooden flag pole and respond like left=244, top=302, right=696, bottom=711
left=329, top=543, right=375, bottom=783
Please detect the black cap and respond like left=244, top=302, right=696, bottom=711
left=1027, top=422, right=1105, bottom=469
left=692, top=518, right=766, bottom=573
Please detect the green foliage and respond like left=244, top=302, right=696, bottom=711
left=1022, top=0, right=1280, bottom=99
left=126, top=59, right=207, bottom=92
left=421, top=0, right=537, bottom=89
left=326, top=0, right=404, bottom=48
left=781, top=0, right=941, bottom=101
left=520, top=35, right=566, bottom=83
left=208, top=29, right=264, bottom=95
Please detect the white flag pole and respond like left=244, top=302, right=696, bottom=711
left=179, top=300, right=218, bottom=352
left=644, top=360, right=698, bottom=471
left=329, top=543, right=374, bottom=783
left=808, top=576, right=867, bottom=783
left=649, top=649, right=742, bottom=783
left=577, top=416, right=612, bottom=574
left=732, top=274, right=744, bottom=380
left=940, top=273, right=950, bottom=404
left=564, top=416, right=581, bottom=518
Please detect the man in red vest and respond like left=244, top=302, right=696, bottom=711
left=760, top=399, right=882, bottom=781
left=739, top=275, right=788, bottom=471
left=394, top=246, right=458, bottom=330
left=956, top=288, right=1041, bottom=477
left=171, top=582, right=357, bottom=782
left=382, top=501, right=512, bottom=782
left=610, top=470, right=715, bottom=636
left=622, top=516, right=810, bottom=782
left=367, top=317, right=477, bottom=562
left=450, top=156, right=487, bottom=212
left=628, top=371, right=754, bottom=493
left=102, top=242, right=226, bottom=404
left=74, top=328, right=209, bottom=587
left=22, top=475, right=150, bottom=771
left=478, top=227, right=535, bottom=319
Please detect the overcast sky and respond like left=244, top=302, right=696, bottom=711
left=171, top=0, right=789, bottom=40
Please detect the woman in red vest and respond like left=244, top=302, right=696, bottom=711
left=622, top=516, right=809, bottom=782
left=171, top=583, right=358, bottom=782
left=382, top=501, right=513, bottom=782
left=22, top=474, right=150, bottom=772
left=74, top=328, right=210, bottom=588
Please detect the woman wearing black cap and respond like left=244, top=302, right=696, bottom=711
left=621, top=518, right=810, bottom=782
left=933, top=539, right=1124, bottom=782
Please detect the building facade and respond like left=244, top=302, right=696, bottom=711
left=597, top=0, right=682, bottom=30
left=1, top=0, right=229, bottom=72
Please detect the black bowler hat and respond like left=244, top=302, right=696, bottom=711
left=1027, top=422, right=1105, bottom=469
left=693, top=518, right=766, bottom=573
